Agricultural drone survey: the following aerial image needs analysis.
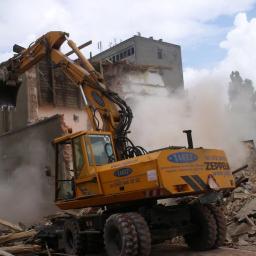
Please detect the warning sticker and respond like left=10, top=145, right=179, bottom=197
left=147, top=169, right=157, bottom=181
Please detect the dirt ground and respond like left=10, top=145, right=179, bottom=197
left=87, top=244, right=256, bottom=256
left=150, top=244, right=256, bottom=255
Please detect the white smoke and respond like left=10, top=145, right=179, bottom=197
left=129, top=75, right=255, bottom=169
left=128, top=12, right=256, bottom=170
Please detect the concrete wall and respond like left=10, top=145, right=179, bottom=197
left=38, top=106, right=88, bottom=132
left=0, top=115, right=63, bottom=199
left=134, top=37, right=184, bottom=91
left=0, top=115, right=65, bottom=223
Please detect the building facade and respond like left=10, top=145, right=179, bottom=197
left=91, top=35, right=184, bottom=97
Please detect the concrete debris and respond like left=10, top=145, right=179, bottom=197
left=237, top=236, right=250, bottom=246
left=236, top=198, right=256, bottom=221
left=225, top=154, right=256, bottom=249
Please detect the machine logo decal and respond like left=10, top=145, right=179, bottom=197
left=205, top=162, right=230, bottom=170
left=114, top=168, right=133, bottom=177
left=168, top=152, right=198, bottom=163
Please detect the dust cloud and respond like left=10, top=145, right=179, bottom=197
left=0, top=165, right=57, bottom=224
left=129, top=73, right=256, bottom=169
left=0, top=137, right=57, bottom=225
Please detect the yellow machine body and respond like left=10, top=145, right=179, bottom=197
left=54, top=131, right=235, bottom=210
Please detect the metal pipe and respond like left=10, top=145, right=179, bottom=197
left=232, top=164, right=248, bottom=175
left=183, top=130, right=193, bottom=149
left=65, top=40, right=92, bottom=57
left=67, top=39, right=100, bottom=83
left=79, top=85, right=88, bottom=106
left=67, top=40, right=95, bottom=73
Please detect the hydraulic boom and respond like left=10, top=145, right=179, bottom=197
left=0, top=31, right=145, bottom=159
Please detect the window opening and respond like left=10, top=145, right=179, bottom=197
left=86, top=134, right=115, bottom=165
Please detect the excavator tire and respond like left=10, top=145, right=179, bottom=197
left=104, top=213, right=138, bottom=256
left=184, top=204, right=217, bottom=251
left=63, top=219, right=86, bottom=256
left=126, top=212, right=151, bottom=256
left=207, top=205, right=227, bottom=248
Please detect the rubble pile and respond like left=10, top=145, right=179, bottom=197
left=0, top=211, right=91, bottom=255
left=0, top=218, right=41, bottom=255
left=225, top=160, right=256, bottom=249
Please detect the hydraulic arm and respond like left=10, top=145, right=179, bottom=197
left=0, top=31, right=145, bottom=159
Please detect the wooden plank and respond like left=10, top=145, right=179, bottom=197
left=0, top=219, right=23, bottom=232
left=0, top=230, right=37, bottom=244
left=0, top=248, right=14, bottom=256
left=0, top=244, right=41, bottom=254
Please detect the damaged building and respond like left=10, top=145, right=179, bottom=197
left=0, top=59, right=86, bottom=135
left=91, top=33, right=184, bottom=99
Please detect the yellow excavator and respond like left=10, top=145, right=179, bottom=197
left=0, top=31, right=235, bottom=256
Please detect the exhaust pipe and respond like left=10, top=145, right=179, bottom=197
left=183, top=130, right=194, bottom=149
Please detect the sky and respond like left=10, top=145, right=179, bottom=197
left=1, top=0, right=256, bottom=87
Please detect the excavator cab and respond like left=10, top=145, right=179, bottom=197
left=54, top=131, right=116, bottom=201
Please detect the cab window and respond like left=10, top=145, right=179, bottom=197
left=86, top=134, right=115, bottom=165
